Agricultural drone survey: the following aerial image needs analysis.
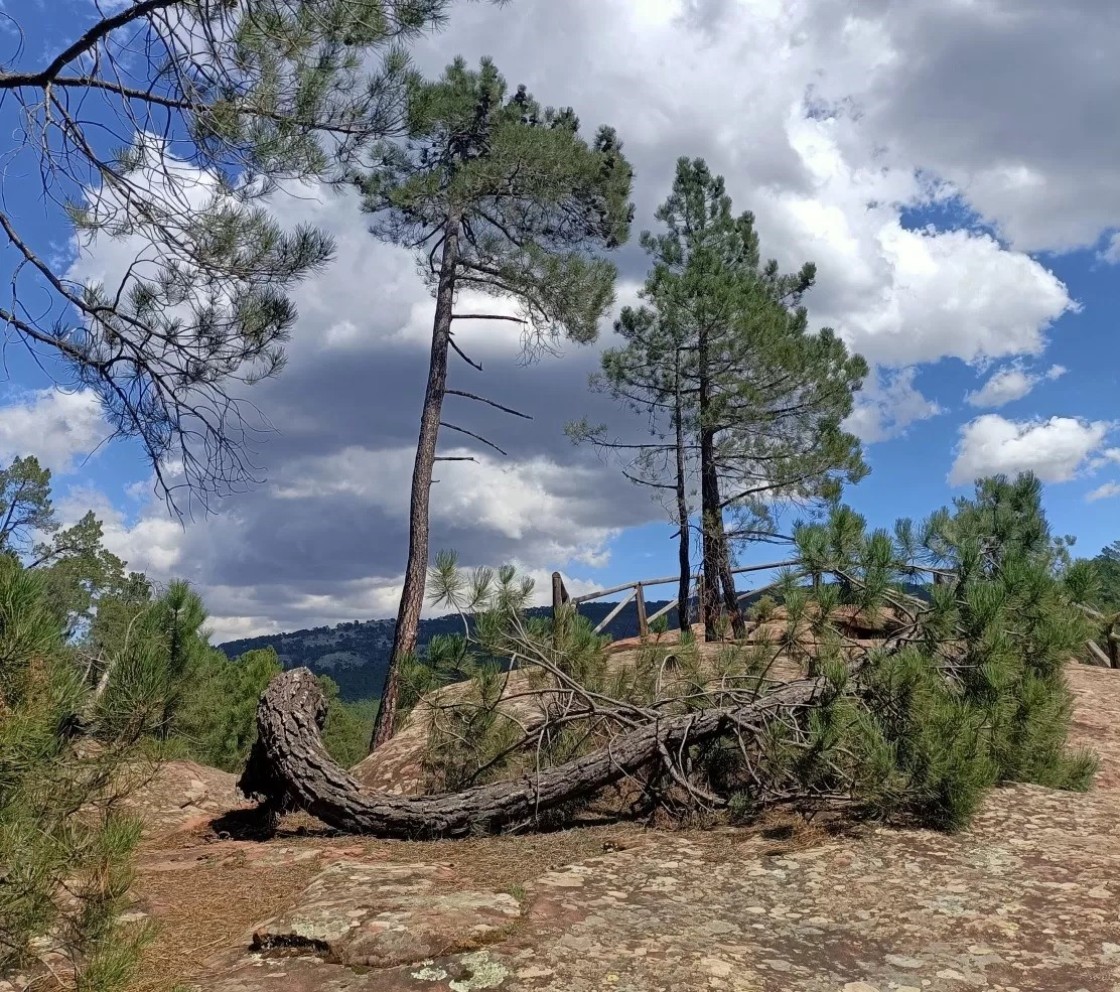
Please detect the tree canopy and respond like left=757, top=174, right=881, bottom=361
left=571, top=157, right=867, bottom=637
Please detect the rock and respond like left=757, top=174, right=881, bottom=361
left=248, top=861, right=521, bottom=970
left=884, top=954, right=925, bottom=970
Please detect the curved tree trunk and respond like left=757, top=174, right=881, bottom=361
left=240, top=667, right=824, bottom=839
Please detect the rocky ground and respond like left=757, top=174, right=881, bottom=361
left=121, top=663, right=1120, bottom=992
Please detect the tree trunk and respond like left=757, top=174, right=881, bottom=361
left=369, top=215, right=462, bottom=752
left=697, top=327, right=722, bottom=641
left=716, top=528, right=746, bottom=638
left=240, top=667, right=824, bottom=839
left=673, top=346, right=692, bottom=633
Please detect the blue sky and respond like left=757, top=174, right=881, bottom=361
left=4, top=0, right=1120, bottom=639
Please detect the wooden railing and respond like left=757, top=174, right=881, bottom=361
left=551, top=563, right=1120, bottom=669
left=551, top=559, right=801, bottom=638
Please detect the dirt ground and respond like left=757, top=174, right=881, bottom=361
left=124, top=663, right=1120, bottom=992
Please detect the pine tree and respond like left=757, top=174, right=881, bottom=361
left=0, top=0, right=495, bottom=507
left=0, top=557, right=154, bottom=990
left=93, top=581, right=212, bottom=743
left=173, top=647, right=284, bottom=772
left=567, top=282, right=698, bottom=630
left=574, top=158, right=866, bottom=641
left=0, top=456, right=128, bottom=639
left=351, top=56, right=633, bottom=748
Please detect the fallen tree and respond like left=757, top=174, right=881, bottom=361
left=238, top=666, right=826, bottom=839
left=239, top=474, right=1101, bottom=838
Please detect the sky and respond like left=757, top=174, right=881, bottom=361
left=3, top=0, right=1120, bottom=642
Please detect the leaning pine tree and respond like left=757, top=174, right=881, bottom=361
left=350, top=56, right=634, bottom=750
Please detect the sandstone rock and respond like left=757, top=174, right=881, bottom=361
left=249, top=861, right=521, bottom=969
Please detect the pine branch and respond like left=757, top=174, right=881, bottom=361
left=447, top=333, right=484, bottom=371
left=452, top=313, right=528, bottom=324
left=446, top=388, right=532, bottom=419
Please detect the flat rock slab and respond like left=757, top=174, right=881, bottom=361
left=247, top=861, right=521, bottom=969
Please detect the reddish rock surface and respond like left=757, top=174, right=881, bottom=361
left=129, top=664, right=1120, bottom=992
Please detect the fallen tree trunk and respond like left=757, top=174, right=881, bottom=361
left=238, top=667, right=825, bottom=839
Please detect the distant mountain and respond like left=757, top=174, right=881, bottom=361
left=216, top=599, right=682, bottom=701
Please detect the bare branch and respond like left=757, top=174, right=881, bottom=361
left=440, top=421, right=508, bottom=457
left=445, top=388, right=532, bottom=420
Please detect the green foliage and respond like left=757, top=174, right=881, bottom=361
left=353, top=55, right=633, bottom=349
left=587, top=158, right=867, bottom=517
left=8, top=0, right=498, bottom=501
left=406, top=550, right=617, bottom=793
left=790, top=472, right=1097, bottom=828
left=173, top=648, right=283, bottom=773
left=569, top=158, right=867, bottom=633
left=93, top=581, right=211, bottom=743
left=0, top=555, right=151, bottom=989
left=416, top=475, right=1093, bottom=834
left=0, top=456, right=128, bottom=638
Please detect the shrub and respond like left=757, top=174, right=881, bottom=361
left=0, top=556, right=152, bottom=990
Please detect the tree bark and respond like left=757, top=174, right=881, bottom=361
left=370, top=215, right=462, bottom=752
left=716, top=526, right=746, bottom=639
left=673, top=346, right=692, bottom=632
left=696, top=326, right=744, bottom=641
left=242, top=667, right=824, bottom=839
left=698, top=326, right=722, bottom=641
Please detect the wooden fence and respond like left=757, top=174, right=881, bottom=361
left=551, top=562, right=1120, bottom=668
left=550, top=559, right=801, bottom=638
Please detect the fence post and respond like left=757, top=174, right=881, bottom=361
left=551, top=572, right=570, bottom=651
left=551, top=571, right=568, bottom=617
left=635, top=582, right=648, bottom=638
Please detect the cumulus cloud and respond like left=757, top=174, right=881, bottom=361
left=965, top=362, right=1067, bottom=409
left=822, top=0, right=1120, bottom=254
left=949, top=415, right=1112, bottom=487
left=0, top=389, right=107, bottom=474
left=844, top=367, right=943, bottom=443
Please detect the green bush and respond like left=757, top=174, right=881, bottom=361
left=413, top=473, right=1096, bottom=833
left=0, top=556, right=152, bottom=990
left=173, top=648, right=283, bottom=773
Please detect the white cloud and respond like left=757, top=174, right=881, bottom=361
left=845, top=367, right=943, bottom=443
left=0, top=389, right=107, bottom=473
left=1099, top=233, right=1120, bottom=265
left=949, top=415, right=1112, bottom=486
left=965, top=362, right=1068, bottom=409
left=1087, top=482, right=1120, bottom=503
left=820, top=1, right=1120, bottom=255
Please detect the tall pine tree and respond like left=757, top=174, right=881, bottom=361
left=351, top=57, right=633, bottom=747
left=574, top=158, right=866, bottom=640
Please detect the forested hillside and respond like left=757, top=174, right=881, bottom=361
left=216, top=599, right=678, bottom=700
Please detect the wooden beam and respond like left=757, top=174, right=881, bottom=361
left=592, top=589, right=638, bottom=634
